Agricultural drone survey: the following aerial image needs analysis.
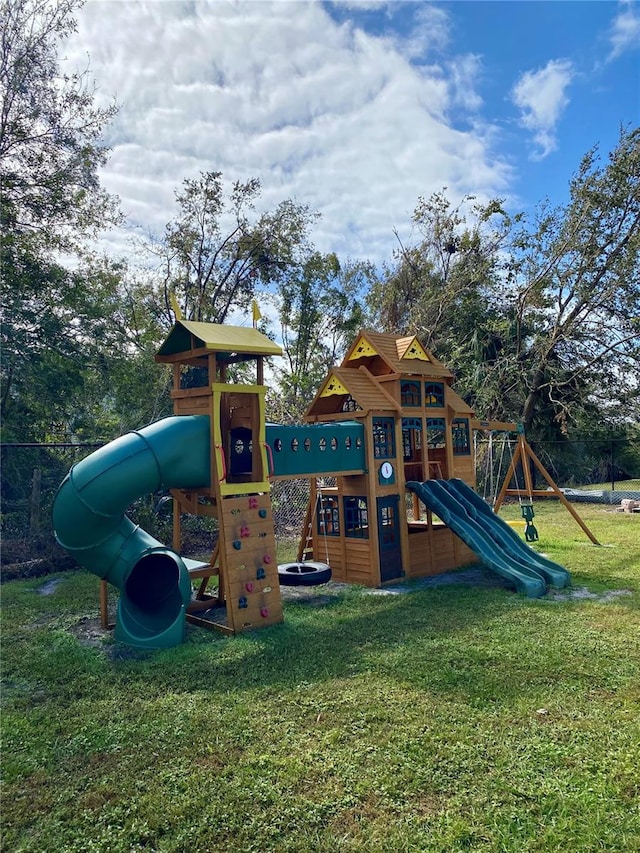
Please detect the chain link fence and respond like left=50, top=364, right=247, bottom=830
left=475, top=436, right=640, bottom=506
left=2, top=435, right=638, bottom=576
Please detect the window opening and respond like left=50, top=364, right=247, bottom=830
left=427, top=418, right=446, bottom=448
left=344, top=497, right=369, bottom=538
left=452, top=418, right=471, bottom=455
left=317, top=496, right=340, bottom=536
left=425, top=382, right=445, bottom=407
left=402, top=418, right=422, bottom=461
left=342, top=395, right=361, bottom=412
left=401, top=381, right=421, bottom=407
left=379, top=503, right=397, bottom=545
left=373, top=417, right=395, bottom=459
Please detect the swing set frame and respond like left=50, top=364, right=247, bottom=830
left=474, top=421, right=600, bottom=546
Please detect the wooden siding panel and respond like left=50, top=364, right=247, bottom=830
left=344, top=539, right=375, bottom=586
left=407, top=527, right=478, bottom=578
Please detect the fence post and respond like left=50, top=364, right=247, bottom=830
left=611, top=440, right=615, bottom=492
left=30, top=467, right=41, bottom=534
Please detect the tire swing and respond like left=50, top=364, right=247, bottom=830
left=278, top=482, right=332, bottom=587
left=277, top=561, right=332, bottom=586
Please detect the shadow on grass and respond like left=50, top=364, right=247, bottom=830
left=5, top=559, right=638, bottom=712
left=105, top=571, right=637, bottom=706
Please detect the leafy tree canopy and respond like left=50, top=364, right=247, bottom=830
left=146, top=171, right=319, bottom=325
left=1, top=0, right=119, bottom=249
left=1, top=0, right=124, bottom=442
left=370, top=127, right=640, bottom=440
left=271, top=252, right=371, bottom=422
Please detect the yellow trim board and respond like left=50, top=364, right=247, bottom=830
left=402, top=338, right=430, bottom=361
left=319, top=376, right=350, bottom=397
left=348, top=336, right=378, bottom=359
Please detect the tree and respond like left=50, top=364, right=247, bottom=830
left=271, top=253, right=370, bottom=422
left=148, top=171, right=318, bottom=325
left=371, top=129, right=640, bottom=440
left=509, top=126, right=640, bottom=435
left=0, top=0, right=121, bottom=442
left=367, top=191, right=516, bottom=415
left=0, top=0, right=119, bottom=248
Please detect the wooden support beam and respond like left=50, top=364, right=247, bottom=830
left=494, top=435, right=600, bottom=545
left=100, top=580, right=110, bottom=629
left=520, top=438, right=600, bottom=546
left=471, top=419, right=518, bottom=432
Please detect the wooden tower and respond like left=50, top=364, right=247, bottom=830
left=155, top=320, right=284, bottom=634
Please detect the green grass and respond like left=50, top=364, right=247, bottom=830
left=2, top=503, right=639, bottom=852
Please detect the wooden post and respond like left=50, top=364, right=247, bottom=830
left=100, top=580, right=109, bottom=629
left=172, top=495, right=181, bottom=553
left=519, top=436, right=535, bottom=498
left=520, top=438, right=600, bottom=546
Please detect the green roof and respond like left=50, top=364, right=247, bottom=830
left=156, top=320, right=283, bottom=359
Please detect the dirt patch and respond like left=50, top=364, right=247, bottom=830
left=547, top=586, right=634, bottom=603
left=38, top=578, right=63, bottom=595
left=280, top=583, right=349, bottom=607
left=68, top=616, right=151, bottom=661
left=366, top=567, right=511, bottom=595
left=68, top=616, right=111, bottom=648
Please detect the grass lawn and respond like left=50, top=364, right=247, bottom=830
left=1, top=502, right=639, bottom=852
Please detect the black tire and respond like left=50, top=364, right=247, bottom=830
left=278, top=561, right=332, bottom=587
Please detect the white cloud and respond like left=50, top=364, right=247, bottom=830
left=447, top=53, right=483, bottom=112
left=62, top=0, right=511, bottom=265
left=401, top=4, right=451, bottom=59
left=607, top=0, right=640, bottom=60
left=511, top=60, right=574, bottom=160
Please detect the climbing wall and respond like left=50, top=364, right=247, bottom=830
left=218, top=494, right=283, bottom=632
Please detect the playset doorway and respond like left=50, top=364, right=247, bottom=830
left=377, top=494, right=403, bottom=582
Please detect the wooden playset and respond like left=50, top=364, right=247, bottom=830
left=55, top=319, right=579, bottom=649
left=143, top=322, right=488, bottom=633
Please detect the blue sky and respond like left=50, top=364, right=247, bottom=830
left=63, top=1, right=639, bottom=267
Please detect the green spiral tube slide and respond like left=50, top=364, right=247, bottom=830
left=52, top=416, right=211, bottom=649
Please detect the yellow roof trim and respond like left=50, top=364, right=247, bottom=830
left=401, top=337, right=430, bottom=362
left=319, top=375, right=350, bottom=398
left=348, top=335, right=378, bottom=360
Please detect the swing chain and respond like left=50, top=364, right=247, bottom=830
left=520, top=503, right=539, bottom=542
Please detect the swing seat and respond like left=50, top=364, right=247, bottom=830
left=520, top=503, right=535, bottom=522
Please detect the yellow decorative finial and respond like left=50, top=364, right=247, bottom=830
left=169, top=292, right=183, bottom=321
